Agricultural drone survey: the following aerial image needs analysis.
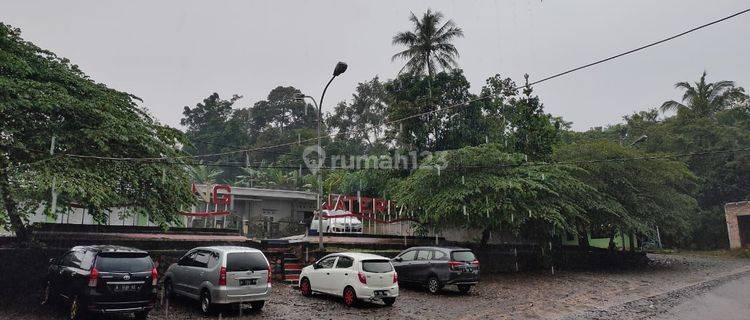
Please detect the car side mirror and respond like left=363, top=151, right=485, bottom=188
left=313, top=263, right=321, bottom=269
left=392, top=257, right=402, bottom=262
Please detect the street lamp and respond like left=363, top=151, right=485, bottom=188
left=295, top=61, right=347, bottom=250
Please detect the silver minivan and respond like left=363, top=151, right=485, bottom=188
left=164, top=246, right=271, bottom=314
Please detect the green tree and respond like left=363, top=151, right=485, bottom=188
left=660, top=71, right=746, bottom=118
left=326, top=77, right=388, bottom=152
left=554, top=141, right=699, bottom=247
left=391, top=9, right=464, bottom=76
left=0, top=24, right=194, bottom=239
left=394, top=143, right=615, bottom=245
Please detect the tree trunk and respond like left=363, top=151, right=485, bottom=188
left=0, top=156, right=28, bottom=241
left=607, top=228, right=616, bottom=253
left=480, top=228, right=491, bottom=246
left=629, top=232, right=636, bottom=252
left=577, top=227, right=590, bottom=250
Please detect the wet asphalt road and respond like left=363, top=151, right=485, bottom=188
left=654, top=272, right=750, bottom=320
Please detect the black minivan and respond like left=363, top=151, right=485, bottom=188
left=41, top=245, right=158, bottom=319
left=391, top=246, right=479, bottom=294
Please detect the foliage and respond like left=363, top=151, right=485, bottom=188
left=660, top=71, right=746, bottom=118
left=235, top=165, right=314, bottom=191
left=393, top=144, right=617, bottom=244
left=554, top=141, right=699, bottom=246
left=326, top=77, right=386, bottom=154
left=0, top=23, right=194, bottom=238
left=392, top=9, right=464, bottom=76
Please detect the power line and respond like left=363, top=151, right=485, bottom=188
left=50, top=7, right=750, bottom=162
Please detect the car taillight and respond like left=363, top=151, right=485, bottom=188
left=357, top=272, right=367, bottom=284
left=267, top=265, right=272, bottom=284
left=393, top=273, right=398, bottom=284
left=151, top=267, right=158, bottom=286
left=448, top=261, right=463, bottom=270
left=471, top=259, right=480, bottom=268
left=219, top=266, right=227, bottom=286
left=88, top=268, right=99, bottom=287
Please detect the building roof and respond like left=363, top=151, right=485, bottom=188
left=195, top=184, right=316, bottom=201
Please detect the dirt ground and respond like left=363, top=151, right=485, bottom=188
left=2, top=253, right=749, bottom=320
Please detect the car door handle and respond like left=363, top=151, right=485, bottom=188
left=326, top=272, right=330, bottom=275
left=344, top=273, right=348, bottom=276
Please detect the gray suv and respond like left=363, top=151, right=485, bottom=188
left=391, top=246, right=480, bottom=294
left=164, top=246, right=271, bottom=314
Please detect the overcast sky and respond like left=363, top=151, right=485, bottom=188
left=2, top=1, right=749, bottom=131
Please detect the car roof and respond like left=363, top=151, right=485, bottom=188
left=195, top=246, right=263, bottom=253
left=72, top=245, right=147, bottom=254
left=401, top=246, right=472, bottom=252
left=324, top=252, right=390, bottom=261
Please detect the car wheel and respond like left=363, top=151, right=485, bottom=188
left=300, top=278, right=312, bottom=297
left=134, top=311, right=149, bottom=319
left=342, top=286, right=358, bottom=307
left=426, top=276, right=442, bottom=294
left=250, top=301, right=265, bottom=311
left=382, top=297, right=396, bottom=306
left=68, top=295, right=85, bottom=320
left=200, top=290, right=212, bottom=315
left=457, top=284, right=472, bottom=294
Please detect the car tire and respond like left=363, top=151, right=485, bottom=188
left=68, top=295, right=86, bottom=320
left=382, top=297, right=396, bottom=306
left=134, top=311, right=149, bottom=319
left=200, top=290, right=212, bottom=315
left=250, top=301, right=265, bottom=311
left=457, top=284, right=472, bottom=294
left=342, top=286, right=358, bottom=307
left=300, top=278, right=312, bottom=297
left=426, top=276, right=442, bottom=294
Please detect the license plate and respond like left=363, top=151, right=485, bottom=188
left=239, top=279, right=257, bottom=286
left=374, top=290, right=387, bottom=297
left=112, top=284, right=139, bottom=292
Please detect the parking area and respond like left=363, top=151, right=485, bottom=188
left=2, top=253, right=749, bottom=320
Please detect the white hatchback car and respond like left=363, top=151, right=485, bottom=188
left=298, top=253, right=398, bottom=307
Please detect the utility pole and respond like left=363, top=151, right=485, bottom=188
left=49, top=136, right=58, bottom=216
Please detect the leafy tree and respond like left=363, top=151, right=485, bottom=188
left=235, top=165, right=313, bottom=191
left=394, top=143, right=615, bottom=245
left=0, top=23, right=194, bottom=239
left=660, top=71, right=747, bottom=118
left=554, top=141, right=699, bottom=247
left=188, top=165, right=223, bottom=185
left=326, top=77, right=388, bottom=152
left=384, top=70, right=474, bottom=151
left=392, top=9, right=464, bottom=76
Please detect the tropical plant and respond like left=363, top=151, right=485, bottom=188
left=393, top=143, right=619, bottom=245
left=0, top=23, right=195, bottom=239
left=188, top=165, right=223, bottom=185
left=660, top=71, right=747, bottom=118
left=391, top=9, right=464, bottom=76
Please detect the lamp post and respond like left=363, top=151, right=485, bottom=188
left=295, top=61, right=347, bottom=250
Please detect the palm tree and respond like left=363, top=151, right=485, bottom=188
left=660, top=71, right=746, bottom=118
left=391, top=9, right=464, bottom=76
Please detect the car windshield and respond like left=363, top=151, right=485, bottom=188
left=95, top=254, right=153, bottom=272
left=361, top=260, right=393, bottom=273
left=451, top=251, right=476, bottom=262
left=226, top=252, right=268, bottom=272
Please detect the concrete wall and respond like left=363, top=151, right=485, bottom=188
left=725, top=201, right=750, bottom=249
